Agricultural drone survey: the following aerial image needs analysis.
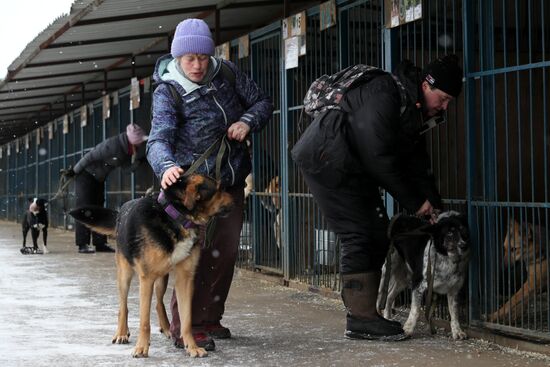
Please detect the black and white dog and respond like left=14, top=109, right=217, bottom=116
left=21, top=198, right=49, bottom=254
left=377, top=211, right=470, bottom=340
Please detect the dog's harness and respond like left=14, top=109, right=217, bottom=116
left=157, top=191, right=196, bottom=229
left=383, top=214, right=438, bottom=334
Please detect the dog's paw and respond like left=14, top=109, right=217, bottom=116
left=42, top=247, right=50, bottom=254
left=403, top=322, right=415, bottom=336
left=159, top=327, right=171, bottom=339
left=112, top=331, right=130, bottom=344
left=187, top=346, right=208, bottom=358
left=452, top=329, right=468, bottom=340
left=132, top=341, right=149, bottom=358
left=132, top=345, right=149, bottom=358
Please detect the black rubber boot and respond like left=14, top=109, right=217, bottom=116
left=341, top=272, right=407, bottom=341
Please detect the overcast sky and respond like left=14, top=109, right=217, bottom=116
left=0, top=0, right=75, bottom=79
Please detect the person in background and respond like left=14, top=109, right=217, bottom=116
left=64, top=123, right=148, bottom=254
left=147, top=18, right=273, bottom=352
left=295, top=55, right=463, bottom=340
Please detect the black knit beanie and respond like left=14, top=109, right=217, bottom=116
left=422, top=54, right=463, bottom=98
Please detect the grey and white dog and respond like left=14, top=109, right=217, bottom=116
left=377, top=211, right=470, bottom=340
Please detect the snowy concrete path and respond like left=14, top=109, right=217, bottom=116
left=0, top=220, right=548, bottom=367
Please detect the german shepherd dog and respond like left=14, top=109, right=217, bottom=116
left=490, top=220, right=548, bottom=323
left=70, top=174, right=233, bottom=358
left=21, top=198, right=49, bottom=254
left=377, top=211, right=470, bottom=340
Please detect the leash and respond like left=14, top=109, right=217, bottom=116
left=184, top=134, right=230, bottom=247
left=51, top=170, right=75, bottom=220
left=183, top=134, right=229, bottom=182
left=50, top=173, right=74, bottom=202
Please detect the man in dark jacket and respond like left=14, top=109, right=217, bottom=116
left=147, top=18, right=273, bottom=351
left=66, top=123, right=148, bottom=254
left=297, top=55, right=463, bottom=340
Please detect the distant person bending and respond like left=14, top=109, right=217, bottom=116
left=65, top=123, right=148, bottom=254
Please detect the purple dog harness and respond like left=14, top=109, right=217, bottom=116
left=157, top=191, right=196, bottom=229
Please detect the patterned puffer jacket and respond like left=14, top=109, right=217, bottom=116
left=147, top=54, right=273, bottom=188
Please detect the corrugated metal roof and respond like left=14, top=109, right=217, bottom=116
left=0, top=0, right=318, bottom=145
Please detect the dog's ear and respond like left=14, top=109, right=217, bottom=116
left=27, top=197, right=34, bottom=203
left=509, top=218, right=520, bottom=229
left=182, top=180, right=201, bottom=210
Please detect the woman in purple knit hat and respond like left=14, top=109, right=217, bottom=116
left=147, top=18, right=273, bottom=351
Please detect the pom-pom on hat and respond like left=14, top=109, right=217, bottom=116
left=171, top=18, right=215, bottom=58
left=422, top=54, right=464, bottom=98
left=126, top=123, right=148, bottom=145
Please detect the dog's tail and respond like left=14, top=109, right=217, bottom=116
left=69, top=206, right=118, bottom=237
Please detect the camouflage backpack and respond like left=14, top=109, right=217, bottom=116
left=292, top=64, right=407, bottom=185
left=303, top=64, right=407, bottom=118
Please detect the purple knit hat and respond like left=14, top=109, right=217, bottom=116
left=171, top=18, right=215, bottom=58
left=126, top=123, right=148, bottom=145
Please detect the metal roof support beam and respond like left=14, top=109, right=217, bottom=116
left=26, top=50, right=167, bottom=68
left=0, top=101, right=82, bottom=111
left=0, top=95, right=101, bottom=118
left=0, top=93, right=71, bottom=102
left=10, top=64, right=155, bottom=82
left=0, top=126, right=40, bottom=138
left=0, top=79, right=130, bottom=94
left=217, top=1, right=282, bottom=10
left=73, top=5, right=217, bottom=27
left=0, top=120, right=34, bottom=126
left=47, top=33, right=168, bottom=48
left=0, top=109, right=63, bottom=118
left=27, top=54, right=131, bottom=67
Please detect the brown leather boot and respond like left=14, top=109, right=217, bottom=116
left=341, top=272, right=407, bottom=341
